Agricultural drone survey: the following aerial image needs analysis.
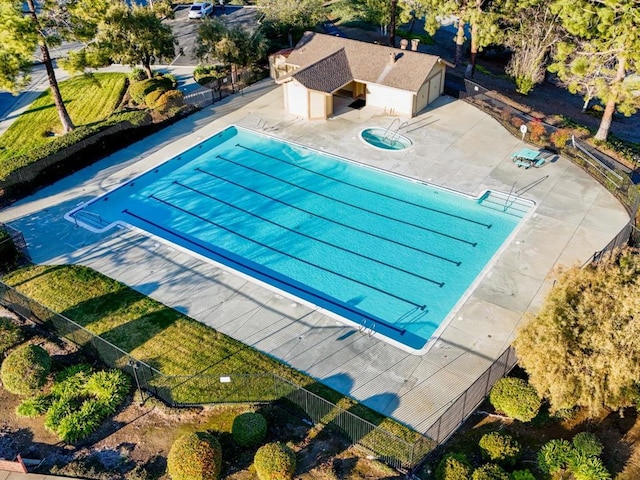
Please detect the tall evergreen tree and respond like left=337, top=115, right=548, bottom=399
left=549, top=0, right=640, bottom=141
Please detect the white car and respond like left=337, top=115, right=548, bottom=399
left=188, top=2, right=213, bottom=19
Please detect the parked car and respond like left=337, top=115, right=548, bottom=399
left=188, top=2, right=213, bottom=19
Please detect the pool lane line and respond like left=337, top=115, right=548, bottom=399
left=120, top=208, right=410, bottom=336
left=178, top=175, right=462, bottom=266
left=141, top=195, right=433, bottom=308
left=200, top=162, right=478, bottom=248
left=172, top=180, right=448, bottom=285
left=236, top=143, right=493, bottom=230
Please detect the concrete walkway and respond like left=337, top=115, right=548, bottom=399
left=0, top=81, right=629, bottom=435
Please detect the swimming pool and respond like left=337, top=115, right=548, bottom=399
left=66, top=126, right=533, bottom=353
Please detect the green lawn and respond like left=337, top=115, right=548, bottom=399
left=0, top=73, right=127, bottom=161
left=2, top=265, right=431, bottom=455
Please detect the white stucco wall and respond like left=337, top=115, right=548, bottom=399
left=366, top=84, right=414, bottom=117
left=285, top=81, right=308, bottom=118
left=309, top=91, right=326, bottom=119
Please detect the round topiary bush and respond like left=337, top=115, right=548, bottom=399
left=471, top=463, right=509, bottom=480
left=156, top=90, right=184, bottom=113
left=478, top=431, right=521, bottom=466
left=435, top=453, right=472, bottom=480
left=254, top=442, right=296, bottom=480
left=571, top=432, right=603, bottom=458
left=489, top=377, right=541, bottom=422
left=1, top=344, right=50, bottom=395
left=0, top=317, right=23, bottom=356
left=144, top=89, right=165, bottom=108
left=129, top=78, right=168, bottom=105
left=232, top=412, right=267, bottom=447
left=167, top=432, right=222, bottom=480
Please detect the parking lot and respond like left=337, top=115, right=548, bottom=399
left=166, top=4, right=261, bottom=66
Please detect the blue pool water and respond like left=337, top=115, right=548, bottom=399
left=69, top=126, right=530, bottom=351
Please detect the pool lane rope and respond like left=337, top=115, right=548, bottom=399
left=236, top=143, right=493, bottom=229
left=202, top=158, right=478, bottom=248
left=120, top=208, right=411, bottom=335
left=185, top=172, right=462, bottom=266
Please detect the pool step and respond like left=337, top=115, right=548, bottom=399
left=71, top=210, right=112, bottom=232
left=480, top=191, right=532, bottom=219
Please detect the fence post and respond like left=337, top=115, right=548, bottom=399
left=129, top=360, right=145, bottom=405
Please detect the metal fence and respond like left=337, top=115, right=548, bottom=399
left=423, top=347, right=518, bottom=446
left=0, top=281, right=435, bottom=470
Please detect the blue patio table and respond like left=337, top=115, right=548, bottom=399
left=512, top=148, right=540, bottom=161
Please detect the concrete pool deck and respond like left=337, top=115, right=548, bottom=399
left=0, top=79, right=630, bottom=435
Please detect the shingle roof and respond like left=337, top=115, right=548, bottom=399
left=285, top=32, right=442, bottom=93
left=288, top=48, right=353, bottom=93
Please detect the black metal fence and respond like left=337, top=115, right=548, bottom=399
left=0, top=222, right=30, bottom=264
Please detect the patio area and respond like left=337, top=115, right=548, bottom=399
left=0, top=79, right=630, bottom=435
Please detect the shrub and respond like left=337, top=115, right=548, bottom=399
left=194, top=64, right=229, bottom=85
left=0, top=317, right=23, bottom=356
left=510, top=470, right=536, bottom=480
left=472, top=463, right=509, bottom=480
left=514, top=76, right=535, bottom=95
left=0, top=230, right=19, bottom=270
left=571, top=456, right=611, bottom=480
left=537, top=439, right=572, bottom=474
left=167, top=432, right=222, bottom=480
left=232, top=411, right=267, bottom=447
left=145, top=90, right=165, bottom=109
left=478, top=431, right=521, bottom=466
left=129, top=67, right=147, bottom=83
left=435, top=453, right=472, bottom=480
left=572, top=432, right=603, bottom=458
left=527, top=120, right=546, bottom=143
left=489, top=377, right=541, bottom=422
left=16, top=393, right=53, bottom=417
left=254, top=442, right=296, bottom=480
left=510, top=116, right=525, bottom=129
left=1, top=344, right=51, bottom=395
left=129, top=78, right=169, bottom=105
left=156, top=90, right=184, bottom=113
left=550, top=128, right=572, bottom=149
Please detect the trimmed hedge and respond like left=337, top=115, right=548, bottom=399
left=0, top=317, right=23, bottom=356
left=435, top=453, right=472, bottom=480
left=156, top=90, right=184, bottom=112
left=489, top=377, right=541, bottom=422
left=145, top=90, right=165, bottom=109
left=478, top=431, right=521, bottom=466
left=254, top=442, right=296, bottom=480
left=167, top=432, right=222, bottom=480
left=232, top=411, right=267, bottom=447
left=129, top=76, right=174, bottom=105
left=471, top=463, right=509, bottom=480
left=1, top=344, right=51, bottom=395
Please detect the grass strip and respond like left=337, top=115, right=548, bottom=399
left=2, top=265, right=429, bottom=450
left=0, top=73, right=127, bottom=162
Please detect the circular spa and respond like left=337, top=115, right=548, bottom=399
left=359, top=127, right=412, bottom=151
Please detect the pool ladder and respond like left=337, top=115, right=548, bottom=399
left=382, top=119, right=409, bottom=145
left=358, top=320, right=375, bottom=337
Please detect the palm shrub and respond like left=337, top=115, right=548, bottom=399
left=572, top=432, right=603, bottom=458
left=0, top=317, right=23, bottom=356
left=232, top=411, right=267, bottom=447
left=489, top=377, right=541, bottom=422
left=537, top=439, right=572, bottom=474
left=478, top=431, right=521, bottom=466
left=167, top=432, right=222, bottom=480
left=1, top=344, right=50, bottom=395
left=254, top=442, right=296, bottom=480
left=16, top=393, right=53, bottom=417
left=435, top=453, right=472, bottom=480
left=570, top=456, right=611, bottom=480
left=471, top=463, right=509, bottom=480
